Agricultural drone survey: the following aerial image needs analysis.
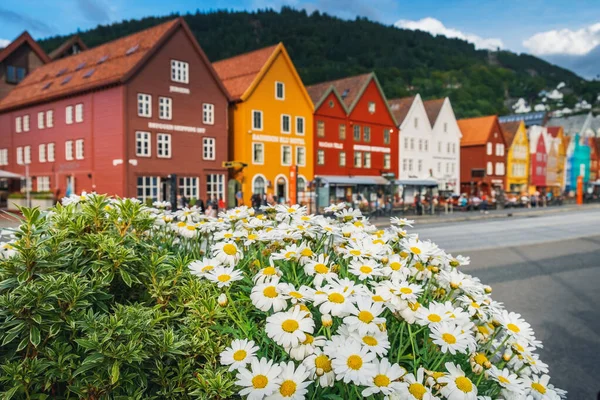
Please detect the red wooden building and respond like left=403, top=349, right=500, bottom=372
left=457, top=115, right=507, bottom=195
left=306, top=73, right=397, bottom=204
left=0, top=18, right=230, bottom=204
left=528, top=126, right=548, bottom=190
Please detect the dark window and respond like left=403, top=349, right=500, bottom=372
left=126, top=45, right=139, bottom=55
left=471, top=169, right=485, bottom=178
left=97, top=55, right=108, bottom=64
left=75, top=62, right=86, bottom=71
left=83, top=69, right=95, bottom=78
left=6, top=66, right=26, bottom=83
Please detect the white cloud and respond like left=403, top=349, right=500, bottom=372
left=395, top=17, right=503, bottom=51
left=0, top=39, right=10, bottom=48
left=523, top=23, right=600, bottom=56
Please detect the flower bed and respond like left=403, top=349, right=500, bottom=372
left=0, top=194, right=564, bottom=399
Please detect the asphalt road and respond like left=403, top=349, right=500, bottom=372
left=415, top=209, right=600, bottom=399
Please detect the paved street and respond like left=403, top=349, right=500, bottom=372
left=415, top=209, right=600, bottom=399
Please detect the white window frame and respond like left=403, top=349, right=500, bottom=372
left=47, top=143, right=55, bottom=162
left=487, top=142, right=492, bottom=155
left=17, top=147, right=23, bottom=165
left=202, top=137, right=215, bottom=160
left=37, top=176, right=50, bottom=192
left=206, top=174, right=225, bottom=201
left=75, top=139, right=84, bottom=160
left=384, top=154, right=391, bottom=170
left=281, top=145, right=292, bottom=166
left=75, top=103, right=83, bottom=123
left=203, top=103, right=214, bottom=125
left=39, top=144, right=46, bottom=163
left=0, top=149, right=7, bottom=166
left=354, top=151, right=362, bottom=168
left=16, top=116, right=22, bottom=133
left=170, top=60, right=189, bottom=84
left=158, top=97, right=172, bottom=120
left=24, top=146, right=31, bottom=164
left=418, top=159, right=423, bottom=172
left=317, top=120, right=325, bottom=137
left=339, top=151, right=346, bottom=166
left=295, top=116, right=305, bottom=136
left=136, top=131, right=151, bottom=157
left=157, top=133, right=172, bottom=158
left=46, top=110, right=54, bottom=128
left=363, top=152, right=371, bottom=168
left=252, top=142, right=264, bottom=165
left=275, top=81, right=285, bottom=100
left=38, top=112, right=45, bottom=129
left=317, top=149, right=325, bottom=165
left=487, top=161, right=493, bottom=176
left=137, top=93, right=152, bottom=118
left=368, top=102, right=376, bottom=113
left=179, top=177, right=199, bottom=199
left=296, top=146, right=306, bottom=167
left=281, top=114, right=291, bottom=134
left=23, top=115, right=30, bottom=132
left=252, top=110, right=263, bottom=131
left=137, top=176, right=161, bottom=202
left=66, top=106, right=73, bottom=124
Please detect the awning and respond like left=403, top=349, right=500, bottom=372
left=0, top=170, right=24, bottom=179
left=316, top=175, right=391, bottom=185
left=394, top=178, right=438, bottom=187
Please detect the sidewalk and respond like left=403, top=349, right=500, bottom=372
left=370, top=202, right=600, bottom=227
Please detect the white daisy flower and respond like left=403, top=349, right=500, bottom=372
left=265, top=306, right=315, bottom=348
left=303, top=254, right=337, bottom=287
left=253, top=265, right=282, bottom=284
left=302, top=349, right=335, bottom=388
left=361, top=358, right=406, bottom=398
left=213, top=241, right=242, bottom=266
left=498, top=311, right=535, bottom=342
left=251, top=281, right=288, bottom=312
left=265, top=361, right=311, bottom=400
left=487, top=366, right=524, bottom=394
left=220, top=339, right=259, bottom=371
left=331, top=341, right=377, bottom=385
left=313, top=283, right=357, bottom=317
left=415, top=301, right=452, bottom=327
left=286, top=334, right=326, bottom=361
left=188, top=258, right=221, bottom=277
left=430, top=322, right=474, bottom=355
left=343, top=296, right=386, bottom=336
left=348, top=259, right=384, bottom=280
left=522, top=374, right=560, bottom=400
left=397, top=367, right=438, bottom=400
left=439, top=362, right=477, bottom=400
left=205, top=266, right=244, bottom=288
left=235, top=357, right=282, bottom=400
left=350, top=329, right=390, bottom=357
left=390, top=217, right=414, bottom=227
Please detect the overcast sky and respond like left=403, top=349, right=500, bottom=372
left=1, top=0, right=598, bottom=79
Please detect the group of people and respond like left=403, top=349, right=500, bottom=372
left=177, top=194, right=225, bottom=217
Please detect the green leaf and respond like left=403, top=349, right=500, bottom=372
left=3, top=385, right=20, bottom=400
left=119, top=269, right=133, bottom=287
left=110, top=361, right=120, bottom=385
left=31, top=314, right=42, bottom=325
left=17, top=270, right=29, bottom=284
left=2, top=330, right=20, bottom=346
left=16, top=337, right=28, bottom=352
left=30, top=326, right=41, bottom=347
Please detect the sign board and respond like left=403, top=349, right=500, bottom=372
left=222, top=161, right=248, bottom=168
left=148, top=122, right=205, bottom=134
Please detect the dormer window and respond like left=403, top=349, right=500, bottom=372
left=414, top=118, right=418, bottom=128
left=368, top=102, right=375, bottom=114
left=56, top=68, right=67, bottom=77
left=171, top=60, right=189, bottom=84
left=275, top=82, right=285, bottom=100
left=342, top=89, right=349, bottom=99
left=125, top=44, right=139, bottom=56
left=6, top=66, right=26, bottom=84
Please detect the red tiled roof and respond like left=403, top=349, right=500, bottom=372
left=49, top=35, right=88, bottom=60
left=388, top=96, right=415, bottom=125
left=307, top=73, right=372, bottom=110
left=423, top=98, right=445, bottom=126
left=500, top=121, right=521, bottom=147
left=0, top=31, right=50, bottom=64
left=546, top=126, right=562, bottom=138
left=0, top=19, right=180, bottom=111
left=212, top=44, right=279, bottom=100
left=458, top=115, right=497, bottom=146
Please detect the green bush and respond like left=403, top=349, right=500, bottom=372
left=0, top=197, right=235, bottom=399
left=7, top=192, right=26, bottom=199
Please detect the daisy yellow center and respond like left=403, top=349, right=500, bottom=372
left=263, top=266, right=277, bottom=276
left=414, top=262, right=424, bottom=271
left=252, top=375, right=268, bottom=389
left=358, top=311, right=374, bottom=324
left=474, top=353, right=488, bottom=365
left=372, top=295, right=385, bottom=302
left=390, top=262, right=401, bottom=271
left=498, top=376, right=510, bottom=384
left=373, top=239, right=384, bottom=245
left=301, top=248, right=313, bottom=257
left=263, top=286, right=278, bottom=298
left=287, top=207, right=296, bottom=213
left=471, top=302, right=480, bottom=309
left=410, top=246, right=421, bottom=254
left=201, top=265, right=214, bottom=272
left=409, top=302, right=420, bottom=311
left=302, top=334, right=314, bottom=345
left=315, top=355, right=332, bottom=372
left=232, top=350, right=247, bottom=361
left=354, top=221, right=364, bottom=227
left=282, top=319, right=299, bottom=333
left=507, top=323, right=520, bottom=333
left=408, top=383, right=427, bottom=399
left=217, top=274, right=231, bottom=282
left=400, top=287, right=413, bottom=295
left=314, top=264, right=329, bottom=274
left=248, top=234, right=258, bottom=240
left=360, top=265, right=373, bottom=274
left=513, top=343, right=525, bottom=353
left=350, top=250, right=362, bottom=256
left=301, top=216, right=310, bottom=221
left=531, top=382, right=546, bottom=394
left=284, top=251, right=296, bottom=259
left=223, top=244, right=237, bottom=256
left=289, top=291, right=303, bottom=299
left=455, top=376, right=473, bottom=393
left=186, top=225, right=196, bottom=231
left=328, top=293, right=345, bottom=304
left=299, top=304, right=311, bottom=314
left=442, top=333, right=457, bottom=344
left=279, top=380, right=297, bottom=397
left=362, top=335, right=378, bottom=346
left=224, top=233, right=233, bottom=238
left=346, top=355, right=363, bottom=370
left=373, top=374, right=390, bottom=387
left=177, top=222, right=186, bottom=228
left=428, top=314, right=442, bottom=323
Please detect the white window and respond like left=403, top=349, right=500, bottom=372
left=203, top=103, right=214, bottom=125
left=23, top=115, right=30, bottom=132
left=403, top=159, right=407, bottom=172
left=47, top=143, right=55, bottom=162
left=339, top=151, right=346, bottom=166
left=363, top=126, right=371, bottom=142
left=179, top=177, right=199, bottom=199
left=38, top=112, right=45, bottom=129
left=0, top=149, right=7, bottom=166
left=206, top=174, right=225, bottom=201
left=384, top=154, right=391, bottom=169
left=39, top=144, right=46, bottom=162
left=16, top=116, right=22, bottom=133
left=137, top=176, right=161, bottom=202
left=159, top=97, right=172, bottom=120
left=363, top=152, right=371, bottom=168
left=295, top=117, right=305, bottom=135
left=158, top=133, right=172, bottom=158
left=20, top=178, right=32, bottom=192
left=136, top=131, right=151, bottom=157
left=438, top=142, right=441, bottom=153
left=444, top=122, right=448, bottom=133
left=137, top=94, right=151, bottom=118
left=453, top=143, right=456, bottom=154
left=66, top=106, right=73, bottom=124
left=445, top=162, right=449, bottom=173
left=354, top=151, right=362, bottom=168
left=275, top=81, right=285, bottom=100
left=408, top=159, right=413, bottom=171
left=252, top=143, right=264, bottom=164
left=486, top=142, right=492, bottom=155
left=404, top=137, right=409, bottom=149
left=281, top=114, right=291, bottom=134
left=75, top=139, right=84, bottom=160
left=317, top=121, right=325, bottom=137
left=317, top=150, right=325, bottom=165
left=368, top=102, right=376, bottom=113
left=296, top=146, right=306, bottom=166
left=414, top=118, right=418, bottom=128
left=24, top=146, right=31, bottom=164
left=495, top=162, right=504, bottom=176
left=437, top=162, right=441, bottom=172
left=418, top=159, right=422, bottom=172
left=46, top=110, right=53, bottom=128
left=252, top=110, right=263, bottom=131
left=487, top=161, right=493, bottom=175
left=170, top=60, right=189, bottom=84
left=424, top=140, right=428, bottom=152
left=418, top=139, right=422, bottom=151
left=37, top=176, right=50, bottom=192
left=16, top=147, right=23, bottom=165
left=447, top=142, right=451, bottom=153
left=202, top=137, right=215, bottom=160
left=410, top=138, right=414, bottom=150
left=75, top=104, right=83, bottom=123
left=281, top=145, right=292, bottom=166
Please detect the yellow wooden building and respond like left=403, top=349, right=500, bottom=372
left=500, top=120, right=529, bottom=192
left=547, top=126, right=566, bottom=193
left=213, top=43, right=314, bottom=206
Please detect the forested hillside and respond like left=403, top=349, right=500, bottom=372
left=39, top=7, right=600, bottom=118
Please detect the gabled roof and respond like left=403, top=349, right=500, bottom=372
left=500, top=121, right=522, bottom=147
left=423, top=98, right=445, bottom=126
left=0, top=18, right=229, bottom=112
left=546, top=126, right=563, bottom=138
left=388, top=96, right=415, bottom=125
left=306, top=73, right=372, bottom=111
left=457, top=115, right=498, bottom=146
left=49, top=35, right=88, bottom=60
left=0, top=31, right=50, bottom=64
left=306, top=85, right=349, bottom=114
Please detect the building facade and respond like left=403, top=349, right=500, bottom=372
left=528, top=126, right=548, bottom=191
left=458, top=116, right=507, bottom=195
left=213, top=43, right=314, bottom=207
left=501, top=120, right=529, bottom=193
left=0, top=18, right=230, bottom=204
left=547, top=127, right=566, bottom=191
